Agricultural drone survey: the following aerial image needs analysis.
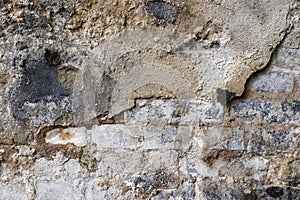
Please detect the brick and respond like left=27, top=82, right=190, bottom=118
left=232, top=100, right=300, bottom=124
left=249, top=72, right=293, bottom=93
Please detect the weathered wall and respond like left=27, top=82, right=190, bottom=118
left=0, top=0, right=300, bottom=199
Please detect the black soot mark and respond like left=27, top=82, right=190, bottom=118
left=145, top=0, right=179, bottom=25
left=266, top=186, right=284, bottom=198
left=12, top=60, right=70, bottom=119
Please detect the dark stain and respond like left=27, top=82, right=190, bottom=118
left=217, top=88, right=236, bottom=105
left=95, top=73, right=116, bottom=114
left=244, top=191, right=257, bottom=200
left=144, top=0, right=179, bottom=25
left=13, top=10, right=48, bottom=34
left=202, top=149, right=244, bottom=167
left=266, top=186, right=284, bottom=198
left=12, top=60, right=70, bottom=119
left=130, top=170, right=171, bottom=196
left=44, top=49, right=61, bottom=66
left=16, top=41, right=29, bottom=51
left=209, top=41, right=220, bottom=49
left=255, top=186, right=300, bottom=199
left=201, top=186, right=242, bottom=200
left=154, top=170, right=169, bottom=185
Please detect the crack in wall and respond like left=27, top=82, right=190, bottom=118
left=228, top=24, right=294, bottom=105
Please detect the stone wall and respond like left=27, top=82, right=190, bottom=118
left=0, top=0, right=300, bottom=199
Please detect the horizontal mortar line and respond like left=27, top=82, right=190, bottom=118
left=223, top=123, right=300, bottom=130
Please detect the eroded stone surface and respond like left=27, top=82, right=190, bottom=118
left=0, top=0, right=300, bottom=199
left=45, top=127, right=88, bottom=147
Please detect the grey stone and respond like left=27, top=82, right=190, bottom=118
left=247, top=129, right=298, bottom=154
left=0, top=182, right=27, bottom=200
left=216, top=88, right=236, bottom=105
left=198, top=183, right=244, bottom=200
left=255, top=186, right=300, bottom=200
left=276, top=47, right=300, bottom=70
left=125, top=99, right=178, bottom=124
left=95, top=149, right=178, bottom=176
left=126, top=99, right=224, bottom=124
left=95, top=73, right=116, bottom=114
left=36, top=181, right=76, bottom=200
left=232, top=100, right=269, bottom=122
left=151, top=183, right=195, bottom=200
left=144, top=0, right=179, bottom=25
left=232, top=100, right=300, bottom=124
left=225, top=128, right=245, bottom=151
left=85, top=179, right=116, bottom=200
left=130, top=170, right=171, bottom=194
left=249, top=72, right=293, bottom=93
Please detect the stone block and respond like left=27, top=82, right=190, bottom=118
left=126, top=99, right=224, bottom=124
left=232, top=100, right=300, bottom=124
left=89, top=124, right=192, bottom=150
left=45, top=127, right=88, bottom=147
left=200, top=126, right=244, bottom=151
left=249, top=72, right=293, bottom=93
left=125, top=99, right=178, bottom=124
left=247, top=128, right=299, bottom=154
left=34, top=154, right=87, bottom=179
left=85, top=179, right=116, bottom=200
left=36, top=181, right=76, bottom=200
left=95, top=149, right=178, bottom=176
left=255, top=186, right=300, bottom=199
left=181, top=100, right=224, bottom=124
left=224, top=127, right=245, bottom=151
left=151, top=183, right=195, bottom=200
left=0, top=182, right=27, bottom=200
left=276, top=47, right=300, bottom=69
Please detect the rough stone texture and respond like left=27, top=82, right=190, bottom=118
left=0, top=0, right=300, bottom=199
left=232, top=100, right=300, bottom=124
left=249, top=72, right=294, bottom=93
